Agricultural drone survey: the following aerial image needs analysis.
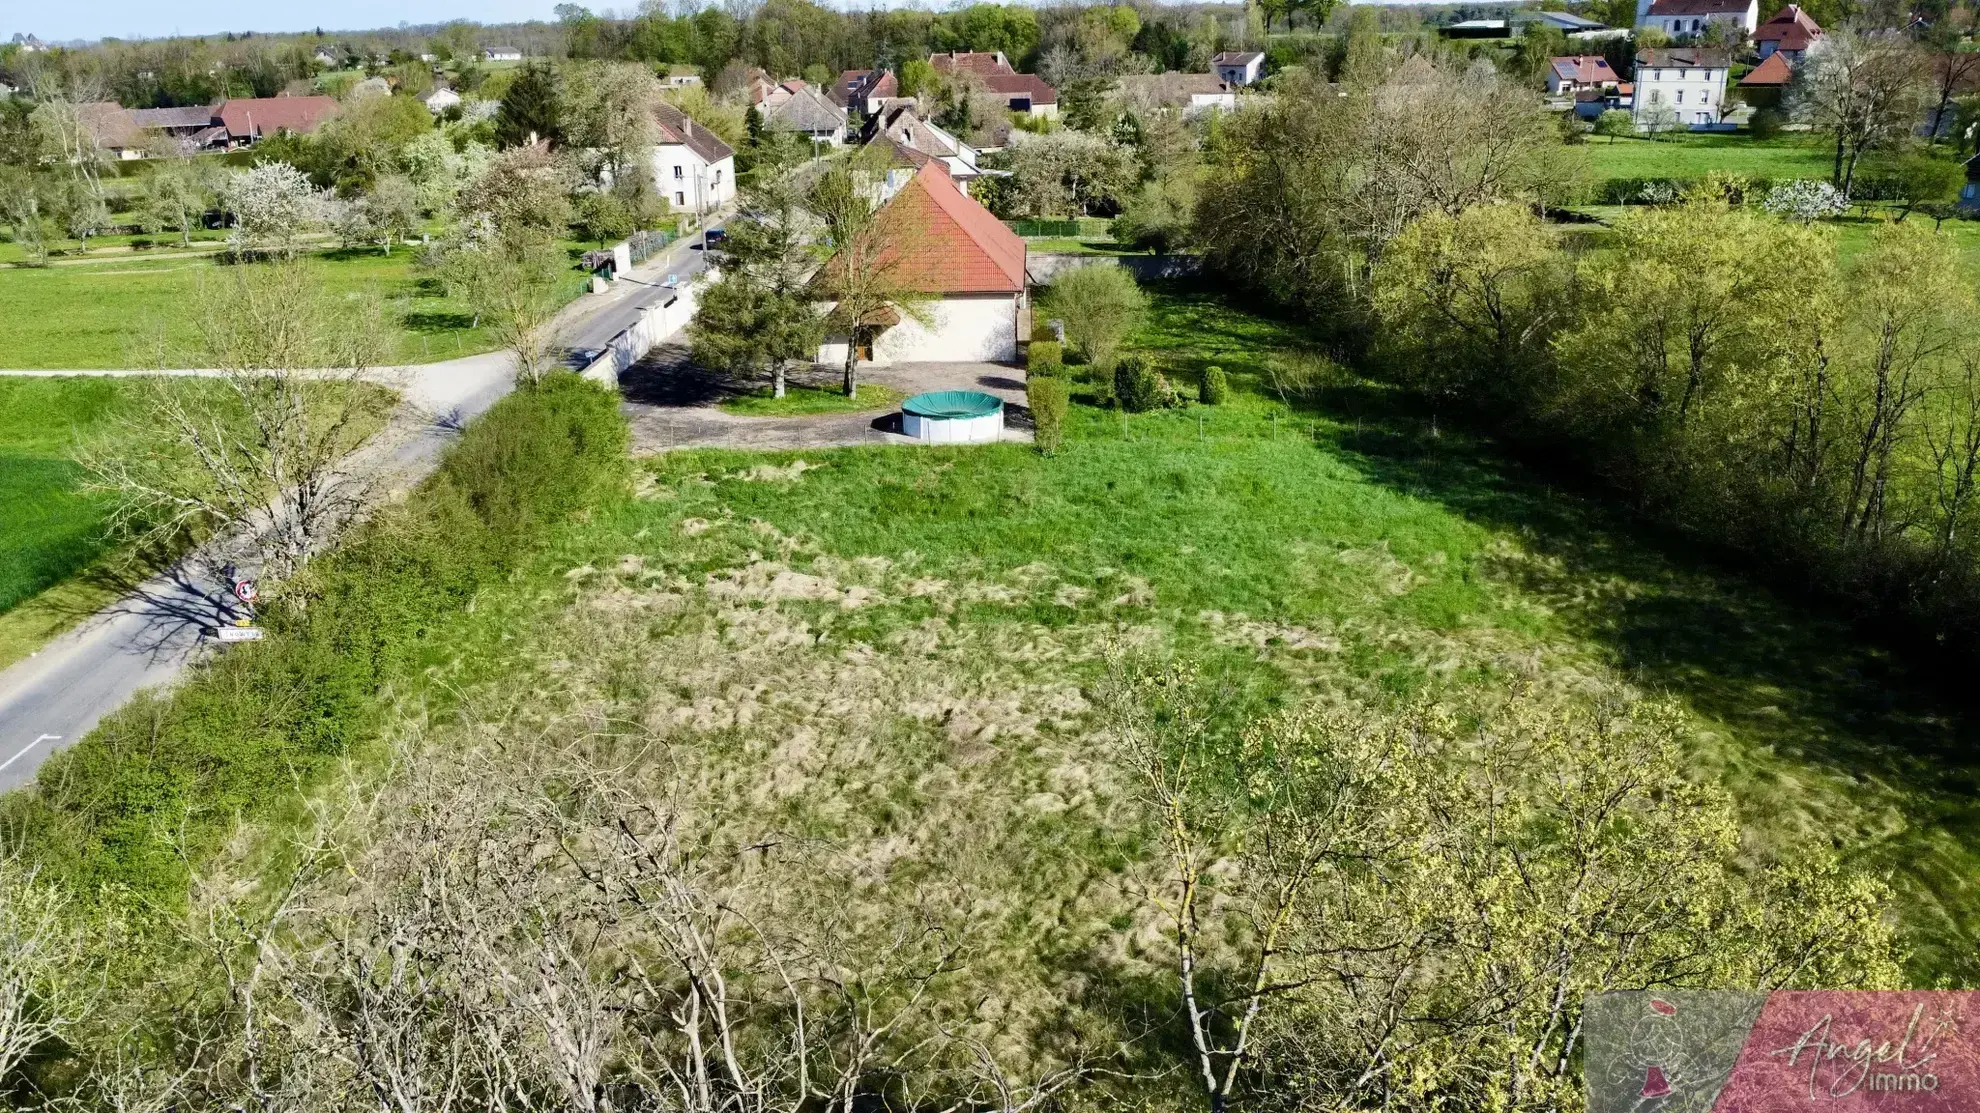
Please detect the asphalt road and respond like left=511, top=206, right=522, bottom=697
left=0, top=226, right=720, bottom=793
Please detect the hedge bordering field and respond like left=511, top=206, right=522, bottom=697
left=3, top=373, right=628, bottom=908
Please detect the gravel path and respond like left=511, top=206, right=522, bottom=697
left=621, top=342, right=1034, bottom=453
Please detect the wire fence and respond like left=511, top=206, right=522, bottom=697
left=1007, top=219, right=1081, bottom=237
left=627, top=228, right=678, bottom=266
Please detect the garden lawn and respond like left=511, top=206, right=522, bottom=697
left=0, top=247, right=581, bottom=369
left=514, top=284, right=1980, bottom=983
left=718, top=383, right=906, bottom=416
left=1581, top=133, right=1837, bottom=182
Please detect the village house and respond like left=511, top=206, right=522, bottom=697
left=764, top=83, right=848, bottom=146
left=1754, top=4, right=1823, bottom=58
left=865, top=101, right=983, bottom=191
left=422, top=87, right=462, bottom=113
left=928, top=51, right=1058, bottom=116
left=1211, top=50, right=1266, bottom=86
left=652, top=101, right=735, bottom=217
left=482, top=46, right=523, bottom=62
left=216, top=96, right=341, bottom=146
left=1632, top=47, right=1730, bottom=129
left=1738, top=51, right=1794, bottom=105
left=831, top=68, right=899, bottom=115
left=1635, top=0, right=1760, bottom=38
left=1546, top=55, right=1621, bottom=95
left=816, top=161, right=1026, bottom=366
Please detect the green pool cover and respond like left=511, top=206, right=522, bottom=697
left=902, top=390, right=1003, bottom=419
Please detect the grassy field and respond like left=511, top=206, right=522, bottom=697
left=1581, top=132, right=1838, bottom=181
left=470, top=284, right=1980, bottom=984
left=0, top=246, right=572, bottom=369
left=0, top=378, right=182, bottom=667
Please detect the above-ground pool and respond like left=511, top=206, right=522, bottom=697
left=901, top=390, right=1005, bottom=444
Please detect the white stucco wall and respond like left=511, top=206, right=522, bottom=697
left=817, top=294, right=1020, bottom=365
left=651, top=147, right=736, bottom=216
left=1633, top=65, right=1727, bottom=128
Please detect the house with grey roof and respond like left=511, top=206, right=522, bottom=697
left=651, top=101, right=735, bottom=217
left=763, top=83, right=847, bottom=146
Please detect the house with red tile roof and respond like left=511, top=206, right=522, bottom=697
left=929, top=51, right=1058, bottom=117
left=816, top=161, right=1027, bottom=364
left=215, top=96, right=341, bottom=146
left=1754, top=4, right=1823, bottom=59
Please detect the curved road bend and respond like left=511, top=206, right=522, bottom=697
left=0, top=228, right=722, bottom=792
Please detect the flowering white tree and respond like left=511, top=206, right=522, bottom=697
left=401, top=131, right=492, bottom=216
left=221, top=162, right=324, bottom=260
left=1762, top=179, right=1850, bottom=223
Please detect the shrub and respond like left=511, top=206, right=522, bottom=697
left=1031, top=320, right=1061, bottom=343
left=1749, top=107, right=1785, bottom=140
left=1028, top=340, right=1064, bottom=378
left=1041, top=265, right=1147, bottom=368
left=1027, top=375, right=1069, bottom=454
left=1200, top=365, right=1229, bottom=405
left=1115, top=356, right=1160, bottom=413
left=6, top=373, right=628, bottom=909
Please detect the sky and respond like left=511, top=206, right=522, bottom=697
left=10, top=1, right=564, bottom=44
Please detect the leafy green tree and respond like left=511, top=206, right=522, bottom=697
left=1866, top=145, right=1966, bottom=221
left=807, top=161, right=931, bottom=398
left=897, top=57, right=939, bottom=100
left=1593, top=107, right=1634, bottom=142
left=690, top=179, right=823, bottom=399
left=1372, top=203, right=1567, bottom=409
left=1041, top=264, right=1147, bottom=369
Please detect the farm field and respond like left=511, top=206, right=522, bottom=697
left=0, top=377, right=173, bottom=668
left=337, top=283, right=1980, bottom=987
left=0, top=246, right=574, bottom=369
left=1581, top=132, right=1838, bottom=180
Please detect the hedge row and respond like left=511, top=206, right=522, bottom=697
left=7, top=373, right=628, bottom=908
left=1593, top=173, right=1913, bottom=205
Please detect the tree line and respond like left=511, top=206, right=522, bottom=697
left=1199, top=57, right=1980, bottom=672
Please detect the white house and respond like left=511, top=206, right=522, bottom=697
left=1632, top=48, right=1730, bottom=130
left=652, top=101, right=736, bottom=218
left=483, top=46, right=523, bottom=62
left=1211, top=51, right=1266, bottom=86
left=422, top=87, right=462, bottom=113
left=1636, top=0, right=1759, bottom=38
left=664, top=66, right=702, bottom=88
left=816, top=162, right=1025, bottom=366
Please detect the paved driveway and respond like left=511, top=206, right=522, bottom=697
left=620, top=343, right=1034, bottom=453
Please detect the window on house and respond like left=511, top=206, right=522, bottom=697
left=1676, top=90, right=1684, bottom=103
left=676, top=191, right=686, bottom=206
left=673, top=165, right=683, bottom=179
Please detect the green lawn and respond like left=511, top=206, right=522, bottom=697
left=0, top=247, right=582, bottom=369
left=1581, top=133, right=1837, bottom=181
left=717, top=382, right=907, bottom=416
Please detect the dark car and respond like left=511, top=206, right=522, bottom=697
left=703, top=226, right=726, bottom=248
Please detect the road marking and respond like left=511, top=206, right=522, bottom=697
left=0, top=735, right=59, bottom=774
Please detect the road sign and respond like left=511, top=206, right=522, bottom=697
left=214, top=627, right=264, bottom=643
left=234, top=579, right=257, bottom=604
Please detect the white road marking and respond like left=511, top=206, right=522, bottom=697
left=0, top=734, right=60, bottom=773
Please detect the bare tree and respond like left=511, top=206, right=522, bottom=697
left=0, top=857, right=92, bottom=1094
left=80, top=262, right=392, bottom=585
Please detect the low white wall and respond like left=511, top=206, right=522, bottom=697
left=579, top=269, right=714, bottom=386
